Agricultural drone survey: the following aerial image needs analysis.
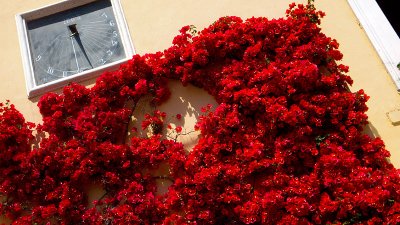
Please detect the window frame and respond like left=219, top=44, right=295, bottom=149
left=348, top=0, right=400, bottom=91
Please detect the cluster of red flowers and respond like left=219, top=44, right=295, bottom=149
left=1, top=2, right=400, bottom=224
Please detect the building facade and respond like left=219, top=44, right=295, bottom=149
left=1, top=0, right=399, bottom=164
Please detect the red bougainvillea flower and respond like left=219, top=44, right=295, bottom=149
left=1, top=2, right=400, bottom=224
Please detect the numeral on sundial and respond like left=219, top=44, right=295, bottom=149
left=47, top=67, right=54, bottom=74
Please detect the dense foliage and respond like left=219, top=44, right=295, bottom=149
left=1, top=2, right=400, bottom=224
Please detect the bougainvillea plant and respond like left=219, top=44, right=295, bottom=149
left=1, top=2, right=400, bottom=224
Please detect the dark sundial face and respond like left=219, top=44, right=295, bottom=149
left=27, top=0, right=125, bottom=86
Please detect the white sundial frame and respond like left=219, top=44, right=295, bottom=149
left=16, top=0, right=135, bottom=98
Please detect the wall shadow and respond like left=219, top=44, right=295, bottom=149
left=362, top=122, right=381, bottom=139
left=128, top=79, right=219, bottom=152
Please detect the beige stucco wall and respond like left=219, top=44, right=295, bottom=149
left=1, top=0, right=400, bottom=169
